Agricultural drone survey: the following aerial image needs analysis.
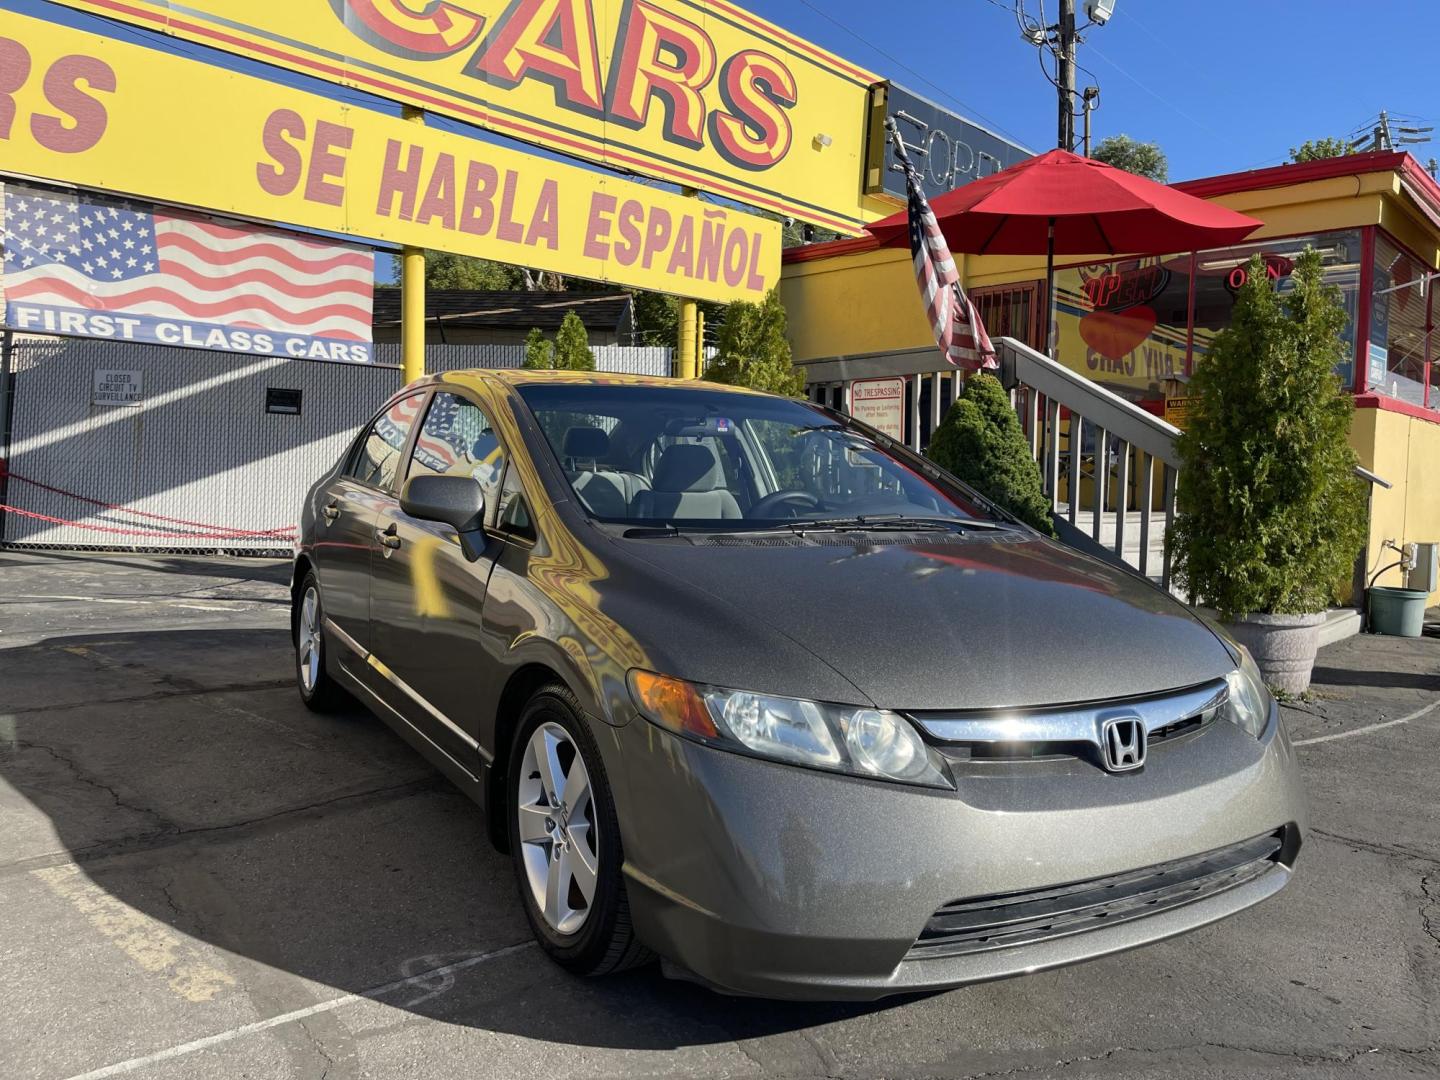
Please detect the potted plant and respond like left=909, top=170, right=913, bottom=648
left=1168, top=249, right=1367, bottom=694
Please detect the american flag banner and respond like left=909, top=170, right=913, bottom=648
left=891, top=129, right=996, bottom=371
left=0, top=183, right=374, bottom=363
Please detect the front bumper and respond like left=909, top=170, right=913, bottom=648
left=607, top=706, right=1306, bottom=1000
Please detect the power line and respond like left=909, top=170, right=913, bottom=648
left=1083, top=40, right=1227, bottom=141
left=792, top=0, right=1032, bottom=147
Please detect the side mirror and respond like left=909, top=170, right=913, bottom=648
left=400, top=474, right=487, bottom=561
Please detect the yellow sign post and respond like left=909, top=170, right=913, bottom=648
left=44, top=0, right=881, bottom=235
left=0, top=8, right=780, bottom=307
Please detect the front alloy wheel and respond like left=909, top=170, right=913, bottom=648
left=507, top=686, right=652, bottom=975
left=517, top=722, right=599, bottom=935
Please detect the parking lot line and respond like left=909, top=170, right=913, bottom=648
left=32, top=864, right=236, bottom=1004
left=1292, top=699, right=1440, bottom=746
left=58, top=941, right=536, bottom=1080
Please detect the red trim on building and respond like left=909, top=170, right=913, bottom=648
left=781, top=234, right=883, bottom=263
left=1356, top=227, right=1376, bottom=393
left=1355, top=393, right=1440, bottom=424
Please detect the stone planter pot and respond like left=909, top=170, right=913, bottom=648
left=1224, top=612, right=1327, bottom=696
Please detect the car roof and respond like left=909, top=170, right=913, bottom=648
left=434, top=369, right=781, bottom=398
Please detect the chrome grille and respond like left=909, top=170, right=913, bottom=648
left=907, top=831, right=1285, bottom=960
left=910, top=679, right=1227, bottom=766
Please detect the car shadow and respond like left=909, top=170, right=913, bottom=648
left=1, top=626, right=909, bottom=1050
left=1309, top=665, right=1440, bottom=692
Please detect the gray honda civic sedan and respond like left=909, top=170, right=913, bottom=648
left=291, top=369, right=1305, bottom=1000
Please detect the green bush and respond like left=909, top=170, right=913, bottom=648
left=926, top=373, right=1056, bottom=535
left=522, top=327, right=553, bottom=370
left=1168, top=249, right=1367, bottom=618
left=522, top=312, right=595, bottom=371
left=553, top=310, right=596, bottom=371
left=704, top=289, right=805, bottom=396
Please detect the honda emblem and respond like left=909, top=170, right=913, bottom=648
left=1101, top=715, right=1147, bottom=772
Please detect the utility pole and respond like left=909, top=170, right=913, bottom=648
left=1056, top=0, right=1076, bottom=151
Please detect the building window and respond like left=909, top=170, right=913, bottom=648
left=1368, top=233, right=1433, bottom=408
left=1052, top=254, right=1192, bottom=403
left=1192, top=230, right=1362, bottom=389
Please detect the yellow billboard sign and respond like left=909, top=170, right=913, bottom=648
left=0, top=8, right=779, bottom=305
left=43, top=0, right=881, bottom=235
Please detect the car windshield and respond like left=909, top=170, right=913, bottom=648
left=516, top=383, right=996, bottom=529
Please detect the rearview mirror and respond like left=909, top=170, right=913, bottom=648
left=400, top=474, right=487, bottom=561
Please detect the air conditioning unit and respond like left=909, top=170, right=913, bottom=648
left=1086, top=0, right=1116, bottom=25
left=1408, top=542, right=1438, bottom=594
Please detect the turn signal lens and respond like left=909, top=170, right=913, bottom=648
left=628, top=670, right=719, bottom=738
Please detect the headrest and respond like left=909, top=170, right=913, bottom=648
left=653, top=444, right=722, bottom=493
left=562, top=426, right=609, bottom=460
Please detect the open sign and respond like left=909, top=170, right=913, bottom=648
left=1225, top=254, right=1294, bottom=293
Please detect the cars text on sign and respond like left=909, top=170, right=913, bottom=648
left=42, top=0, right=881, bottom=236
left=0, top=8, right=779, bottom=306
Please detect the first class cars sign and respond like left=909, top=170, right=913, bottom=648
left=0, top=8, right=779, bottom=306
left=44, top=0, right=881, bottom=236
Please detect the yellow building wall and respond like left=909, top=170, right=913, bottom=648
left=1352, top=407, right=1440, bottom=605
left=780, top=247, right=933, bottom=362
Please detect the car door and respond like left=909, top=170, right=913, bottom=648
left=367, top=388, right=509, bottom=770
left=310, top=391, right=426, bottom=654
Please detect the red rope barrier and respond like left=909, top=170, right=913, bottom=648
left=0, top=503, right=296, bottom=541
left=2, top=470, right=296, bottom=538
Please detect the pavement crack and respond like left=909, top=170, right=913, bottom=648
left=941, top=1039, right=1439, bottom=1078
left=1422, top=874, right=1440, bottom=953
left=10, top=738, right=176, bottom=831
left=0, top=775, right=446, bottom=878
left=7, top=679, right=295, bottom=715
left=1309, top=827, right=1440, bottom=867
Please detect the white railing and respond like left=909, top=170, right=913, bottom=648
left=996, top=336, right=1182, bottom=586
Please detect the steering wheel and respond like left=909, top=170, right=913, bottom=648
left=749, top=489, right=821, bottom=518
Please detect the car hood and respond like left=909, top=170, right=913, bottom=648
left=616, top=530, right=1235, bottom=711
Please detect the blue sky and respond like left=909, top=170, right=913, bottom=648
left=747, top=0, right=1438, bottom=181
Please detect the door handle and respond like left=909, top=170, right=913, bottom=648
left=376, top=523, right=402, bottom=550
left=321, top=502, right=341, bottom=523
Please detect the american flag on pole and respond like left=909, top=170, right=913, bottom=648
left=0, top=184, right=374, bottom=362
left=891, top=129, right=996, bottom=371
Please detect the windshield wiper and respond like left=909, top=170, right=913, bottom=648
left=771, top=515, right=1016, bottom=534
left=621, top=524, right=682, bottom=538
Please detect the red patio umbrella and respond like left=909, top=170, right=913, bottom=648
left=868, top=149, right=1264, bottom=354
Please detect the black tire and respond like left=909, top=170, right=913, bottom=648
left=508, top=684, right=653, bottom=976
left=292, top=570, right=349, bottom=713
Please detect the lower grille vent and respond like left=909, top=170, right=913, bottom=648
left=908, top=831, right=1284, bottom=960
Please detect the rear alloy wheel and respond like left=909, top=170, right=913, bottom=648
left=293, top=571, right=347, bottom=712
left=509, top=686, right=653, bottom=975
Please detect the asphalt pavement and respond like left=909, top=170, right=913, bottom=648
left=1, top=549, right=1437, bottom=1079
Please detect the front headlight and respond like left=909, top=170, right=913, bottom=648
left=1222, top=646, right=1273, bottom=738
left=628, top=670, right=953, bottom=789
